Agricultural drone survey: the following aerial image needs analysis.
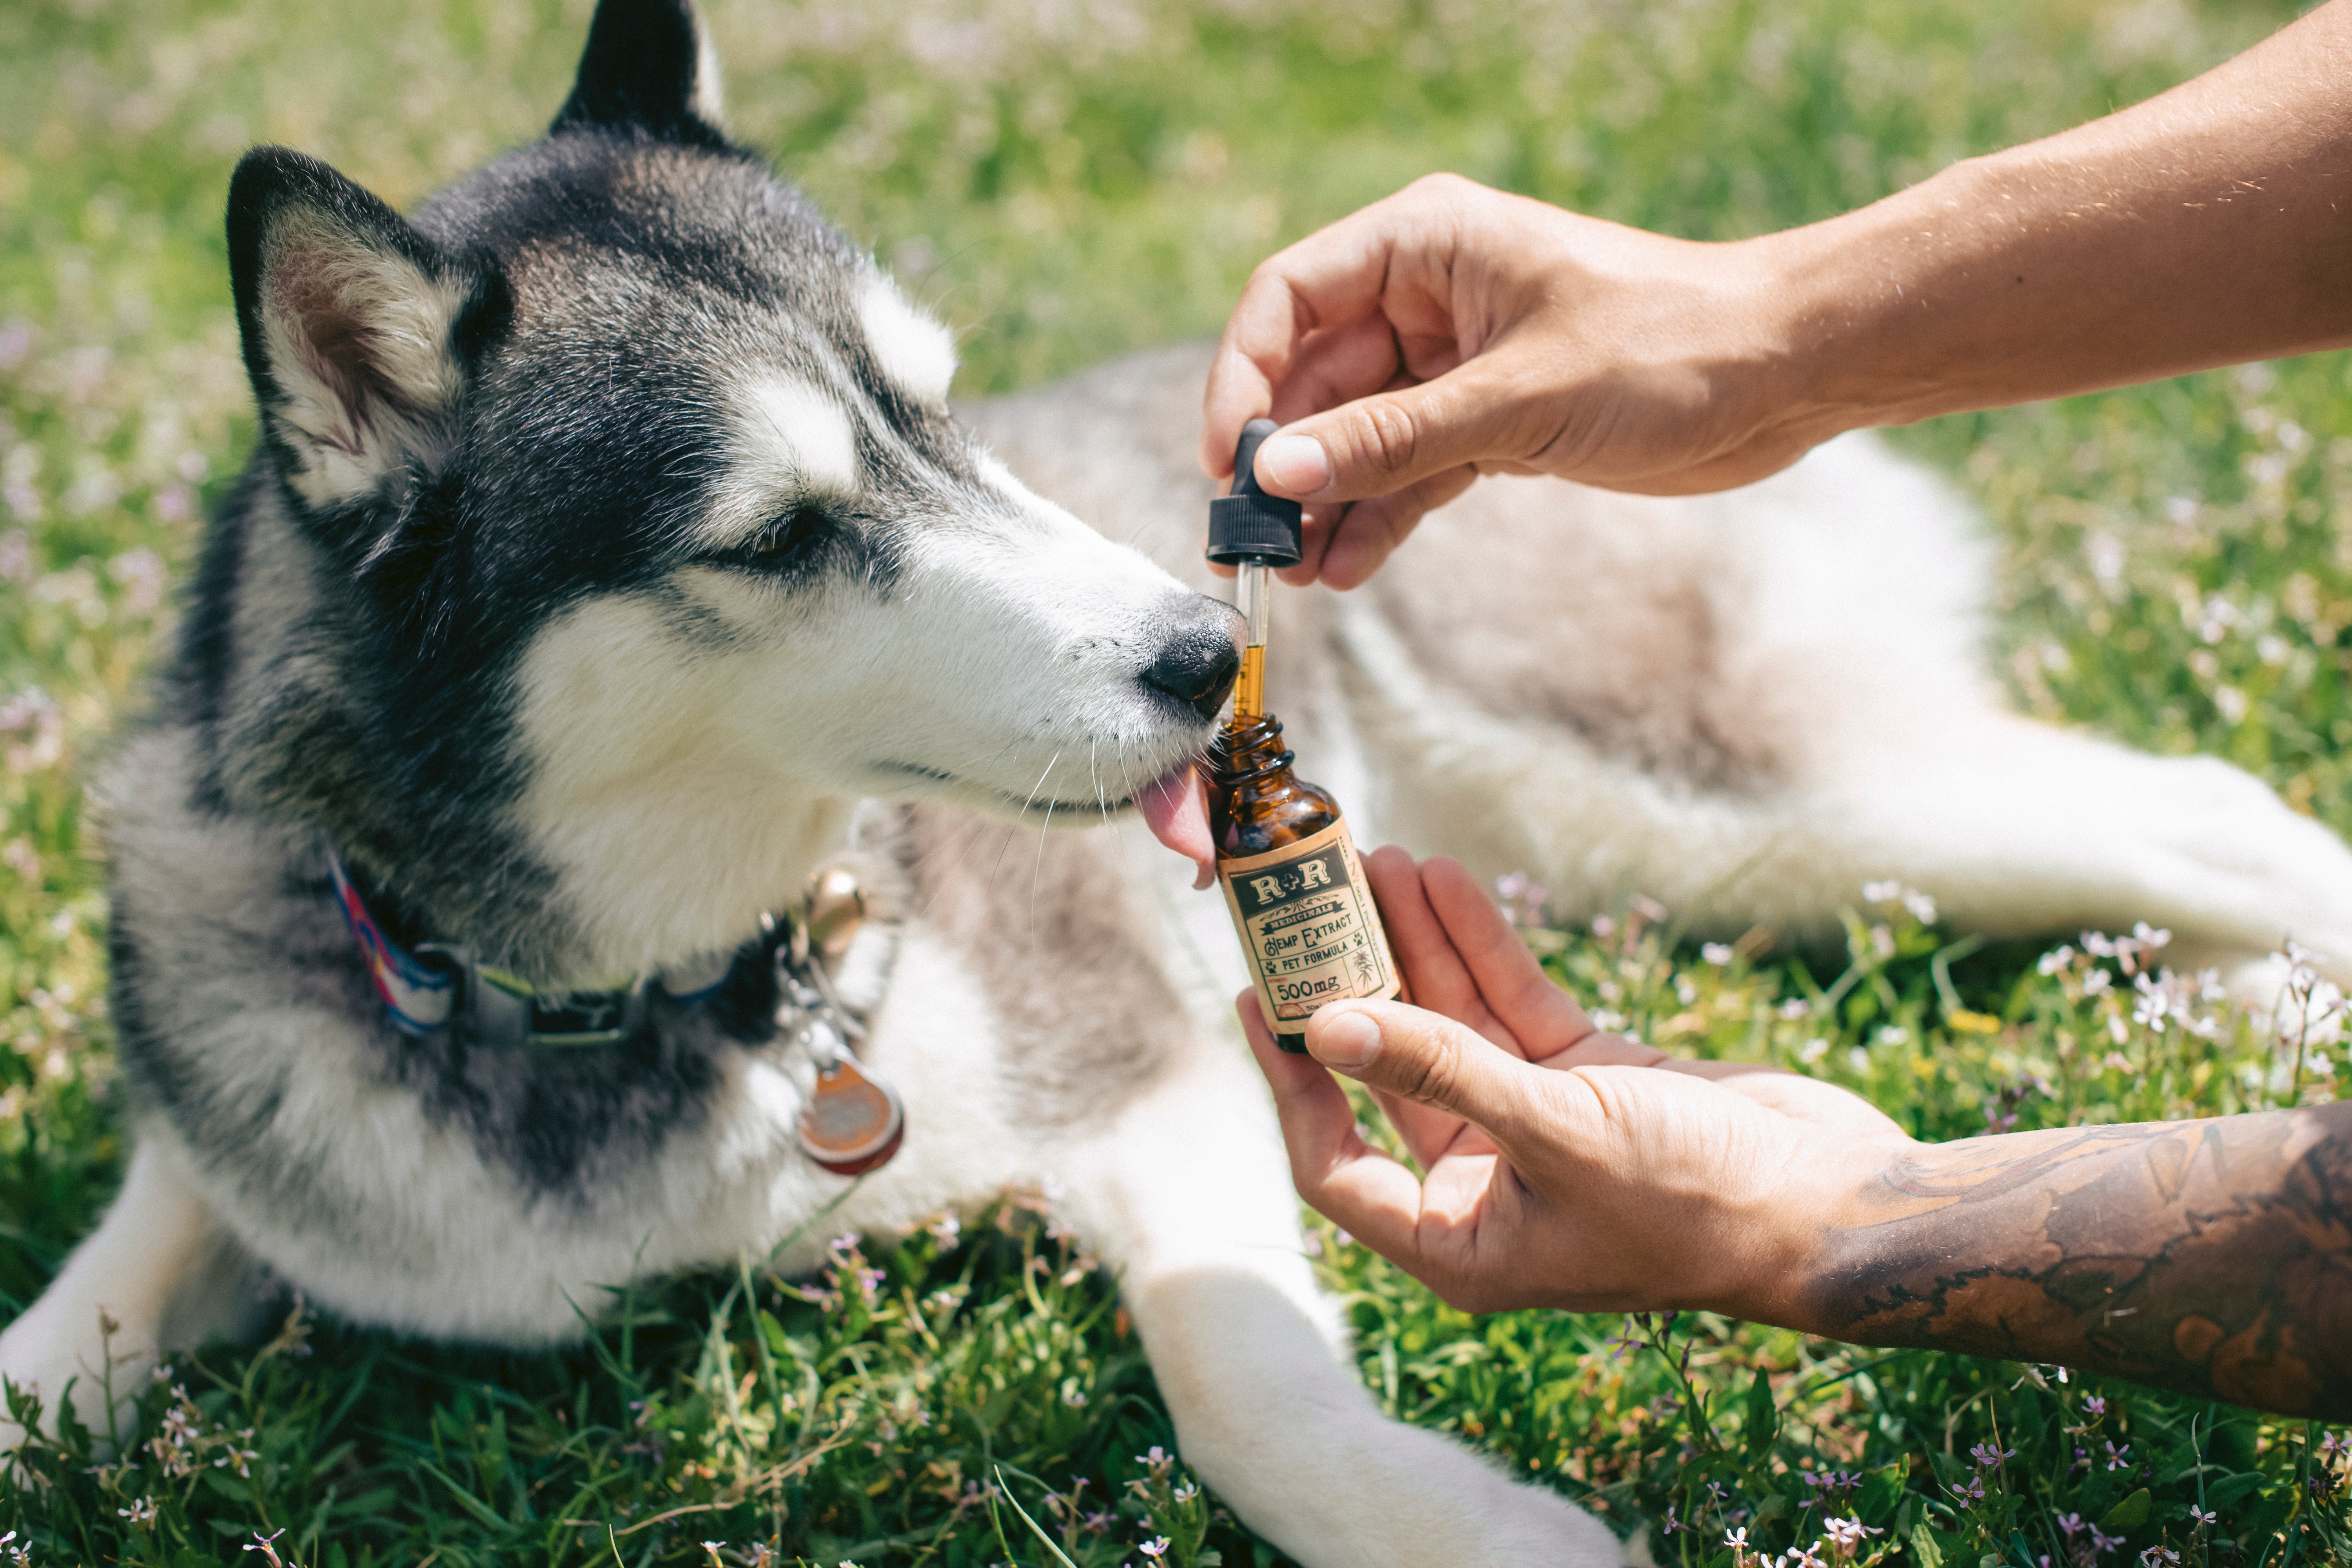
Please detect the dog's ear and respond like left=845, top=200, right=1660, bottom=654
left=227, top=147, right=505, bottom=515
left=552, top=0, right=726, bottom=145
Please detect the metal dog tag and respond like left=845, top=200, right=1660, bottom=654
left=774, top=886, right=903, bottom=1176
left=796, top=1049, right=906, bottom=1176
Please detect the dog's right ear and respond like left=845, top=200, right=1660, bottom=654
left=227, top=147, right=504, bottom=518
left=552, top=0, right=726, bottom=146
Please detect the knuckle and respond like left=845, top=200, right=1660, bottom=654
left=1388, top=1027, right=1461, bottom=1108
left=1406, top=170, right=1474, bottom=205
left=1350, top=398, right=1420, bottom=479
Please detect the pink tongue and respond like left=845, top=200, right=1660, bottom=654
left=1137, top=763, right=1216, bottom=890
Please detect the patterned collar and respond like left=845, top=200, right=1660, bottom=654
left=328, top=854, right=733, bottom=1048
left=328, top=850, right=904, bottom=1172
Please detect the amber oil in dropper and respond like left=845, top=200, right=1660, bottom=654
left=1205, top=421, right=1399, bottom=1053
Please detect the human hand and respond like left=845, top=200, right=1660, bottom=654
left=1201, top=174, right=1832, bottom=588
left=1237, top=849, right=1912, bottom=1319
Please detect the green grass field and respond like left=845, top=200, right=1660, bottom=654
left=3, top=0, right=2350, bottom=1561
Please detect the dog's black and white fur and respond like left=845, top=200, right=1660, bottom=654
left=9, top=0, right=2352, bottom=1560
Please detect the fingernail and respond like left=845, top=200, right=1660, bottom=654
left=1259, top=434, right=1331, bottom=495
left=1309, top=1008, right=1382, bottom=1071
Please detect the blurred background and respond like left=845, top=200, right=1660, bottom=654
left=1, top=0, right=2346, bottom=1561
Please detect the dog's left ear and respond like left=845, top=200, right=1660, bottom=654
left=227, top=146, right=506, bottom=517
left=552, top=0, right=726, bottom=145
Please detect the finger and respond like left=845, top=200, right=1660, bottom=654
left=1548, top=1032, right=1668, bottom=1068
left=1333, top=849, right=1482, bottom=1167
left=1200, top=204, right=1428, bottom=478
left=1276, top=502, right=1349, bottom=587
left=1302, top=997, right=1547, bottom=1153
left=1282, top=357, right=1450, bottom=586
left=1666, top=1058, right=1911, bottom=1139
left=1313, top=468, right=1477, bottom=589
left=1248, top=358, right=1543, bottom=506
left=1418, top=856, right=1598, bottom=1062
left=1361, top=847, right=1516, bottom=1052
left=1267, top=317, right=1407, bottom=430
left=1236, top=989, right=1360, bottom=1161
left=1236, top=991, right=1449, bottom=1265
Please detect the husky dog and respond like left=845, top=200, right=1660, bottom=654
left=8, top=0, right=2352, bottom=1562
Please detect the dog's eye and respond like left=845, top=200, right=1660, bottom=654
left=735, top=505, right=830, bottom=569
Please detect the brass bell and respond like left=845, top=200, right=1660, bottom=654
left=804, top=867, right=866, bottom=959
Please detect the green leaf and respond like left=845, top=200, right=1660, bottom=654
left=418, top=1459, right=507, bottom=1527
left=1856, top=1456, right=1909, bottom=1520
left=1909, top=1525, right=1944, bottom=1568
left=1742, top=1368, right=1778, bottom=1456
left=335, top=1486, right=401, bottom=1517
left=2098, top=1488, right=2150, bottom=1529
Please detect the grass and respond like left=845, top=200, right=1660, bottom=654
left=0, top=0, right=2348, bottom=1560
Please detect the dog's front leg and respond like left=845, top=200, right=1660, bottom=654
left=1053, top=1039, right=1623, bottom=1568
left=0, top=1133, right=262, bottom=1452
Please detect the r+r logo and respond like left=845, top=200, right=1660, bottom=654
left=1248, top=857, right=1333, bottom=907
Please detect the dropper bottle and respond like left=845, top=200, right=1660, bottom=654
left=1207, top=421, right=1400, bottom=1052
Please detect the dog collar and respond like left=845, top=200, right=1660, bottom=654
left=328, top=854, right=719, bottom=1047
left=327, top=852, right=904, bottom=1173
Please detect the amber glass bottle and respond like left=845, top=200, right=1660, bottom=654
left=1209, top=714, right=1400, bottom=1052
left=1205, top=420, right=1400, bottom=1051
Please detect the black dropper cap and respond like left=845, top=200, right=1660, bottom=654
left=1207, top=418, right=1304, bottom=567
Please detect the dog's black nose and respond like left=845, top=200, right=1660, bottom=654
left=1140, top=606, right=1242, bottom=723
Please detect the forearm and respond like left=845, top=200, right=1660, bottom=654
left=1755, top=0, right=2352, bottom=441
left=1783, top=1102, right=2352, bottom=1419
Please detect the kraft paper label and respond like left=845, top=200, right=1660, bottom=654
left=1219, top=815, right=1399, bottom=1033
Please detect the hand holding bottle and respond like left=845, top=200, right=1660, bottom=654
left=1236, top=848, right=1909, bottom=1318
left=1239, top=852, right=2352, bottom=1419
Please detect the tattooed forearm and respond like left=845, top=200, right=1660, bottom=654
left=1802, top=1101, right=2352, bottom=1419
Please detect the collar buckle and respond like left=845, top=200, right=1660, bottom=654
left=414, top=946, right=649, bottom=1050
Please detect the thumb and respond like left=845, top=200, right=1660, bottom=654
left=1253, top=361, right=1528, bottom=504
left=1305, top=999, right=1538, bottom=1143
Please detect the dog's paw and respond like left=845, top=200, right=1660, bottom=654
left=1220, top=1414, right=1624, bottom=1568
left=0, top=1298, right=154, bottom=1454
left=1865, top=728, right=2352, bottom=987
